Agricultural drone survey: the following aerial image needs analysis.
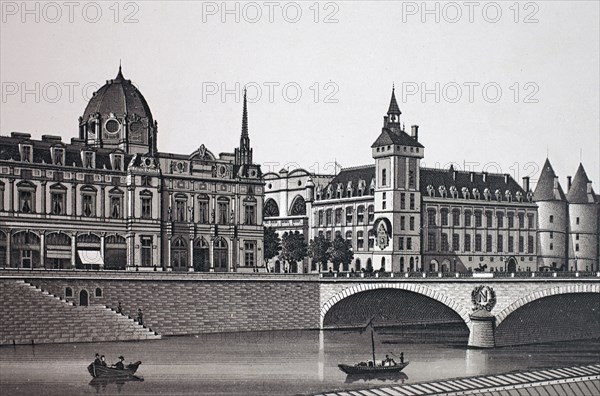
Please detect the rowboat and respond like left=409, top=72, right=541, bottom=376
left=87, top=361, right=142, bottom=378
left=338, top=361, right=409, bottom=375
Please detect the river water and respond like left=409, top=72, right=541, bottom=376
left=1, top=325, right=599, bottom=395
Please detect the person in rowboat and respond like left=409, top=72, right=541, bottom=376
left=100, top=355, right=107, bottom=367
left=93, top=353, right=102, bottom=366
left=113, top=356, right=125, bottom=370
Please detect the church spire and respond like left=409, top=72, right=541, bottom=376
left=235, top=88, right=252, bottom=165
left=115, top=62, right=124, bottom=81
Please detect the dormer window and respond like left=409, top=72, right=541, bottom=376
left=427, top=185, right=435, bottom=197
left=449, top=186, right=458, bottom=199
left=20, top=144, right=32, bottom=162
left=515, top=191, right=523, bottom=202
left=505, top=190, right=512, bottom=202
left=438, top=186, right=447, bottom=198
left=472, top=188, right=480, bottom=200
left=483, top=188, right=491, bottom=201
left=82, top=151, right=95, bottom=168
left=113, top=155, right=123, bottom=171
left=462, top=187, right=470, bottom=199
left=51, top=147, right=65, bottom=165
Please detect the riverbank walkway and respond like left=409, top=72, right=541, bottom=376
left=315, top=364, right=600, bottom=396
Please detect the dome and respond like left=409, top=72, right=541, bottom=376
left=82, top=66, right=153, bottom=123
left=79, top=66, right=157, bottom=155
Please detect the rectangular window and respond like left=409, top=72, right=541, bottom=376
left=497, top=235, right=503, bottom=252
left=218, top=201, right=229, bottom=224
left=518, top=213, right=525, bottom=228
left=400, top=193, right=406, bottom=210
left=528, top=214, right=535, bottom=229
left=452, top=211, right=460, bottom=227
left=441, top=210, right=448, bottom=226
left=141, top=237, right=153, bottom=267
left=486, top=234, right=492, bottom=252
left=464, top=234, right=471, bottom=251
left=400, top=216, right=405, bottom=230
left=198, top=200, right=209, bottom=224
left=576, top=244, right=579, bottom=252
left=475, top=234, right=482, bottom=252
left=428, top=233, right=436, bottom=251
left=368, top=230, right=375, bottom=250
left=486, top=212, right=493, bottom=227
left=357, top=231, right=364, bottom=250
left=21, top=250, right=32, bottom=268
left=335, top=208, right=342, bottom=225
left=19, top=190, right=33, bottom=213
left=452, top=234, right=459, bottom=251
left=409, top=193, right=415, bottom=210
left=428, top=210, right=436, bottom=226
left=409, top=217, right=415, bottom=231
left=519, top=236, right=524, bottom=253
left=549, top=215, right=554, bottom=223
left=244, top=205, right=256, bottom=225
left=399, top=237, right=404, bottom=250
left=465, top=211, right=472, bottom=227
left=84, top=152, right=94, bottom=168
left=51, top=192, right=65, bottom=215
left=475, top=211, right=482, bottom=227
left=528, top=235, right=534, bottom=253
left=141, top=197, right=152, bottom=219
left=82, top=194, right=94, bottom=217
left=407, top=237, right=412, bottom=250
left=508, top=214, right=514, bottom=228
left=244, top=242, right=256, bottom=267
left=508, top=236, right=514, bottom=252
left=368, top=206, right=374, bottom=223
left=110, top=196, right=121, bottom=219
left=381, top=168, right=387, bottom=186
left=441, top=233, right=449, bottom=251
left=382, top=201, right=386, bottom=210
left=176, top=200, right=187, bottom=222
left=346, top=207, right=353, bottom=224
left=21, top=146, right=32, bottom=162
left=357, top=207, right=364, bottom=224
left=497, top=213, right=504, bottom=228
left=326, top=210, right=332, bottom=225
left=318, top=211, right=323, bottom=226
left=576, top=217, right=580, bottom=225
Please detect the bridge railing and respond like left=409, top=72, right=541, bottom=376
left=319, top=271, right=600, bottom=279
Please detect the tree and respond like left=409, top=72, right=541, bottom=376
left=280, top=231, right=308, bottom=273
left=308, top=235, right=332, bottom=272
left=330, top=235, right=354, bottom=272
left=264, top=227, right=281, bottom=269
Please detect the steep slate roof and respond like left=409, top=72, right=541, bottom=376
left=320, top=164, right=526, bottom=201
left=324, top=165, right=375, bottom=198
left=420, top=168, right=526, bottom=198
left=567, top=163, right=597, bottom=204
left=0, top=134, right=132, bottom=171
left=533, top=158, right=566, bottom=201
left=371, top=128, right=424, bottom=149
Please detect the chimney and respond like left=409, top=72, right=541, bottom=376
left=504, top=174, right=509, bottom=184
left=383, top=115, right=389, bottom=127
left=453, top=170, right=458, bottom=181
left=567, top=176, right=572, bottom=192
left=411, top=125, right=419, bottom=140
left=482, top=172, right=487, bottom=183
left=522, top=176, right=530, bottom=192
left=470, top=172, right=475, bottom=182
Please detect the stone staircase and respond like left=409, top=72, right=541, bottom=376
left=0, top=280, right=161, bottom=345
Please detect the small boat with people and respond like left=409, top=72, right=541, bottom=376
left=338, top=317, right=409, bottom=375
left=87, top=354, right=142, bottom=379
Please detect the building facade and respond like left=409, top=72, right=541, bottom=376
left=263, top=89, right=599, bottom=273
left=0, top=67, right=264, bottom=272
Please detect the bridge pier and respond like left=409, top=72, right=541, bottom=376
left=468, top=311, right=496, bottom=348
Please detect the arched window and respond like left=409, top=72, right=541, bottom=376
left=264, top=199, right=280, bottom=217
left=171, top=237, right=188, bottom=271
left=367, top=205, right=375, bottom=224
left=81, top=186, right=97, bottom=217
left=95, top=288, right=102, bottom=297
left=17, top=181, right=36, bottom=214
left=357, top=206, right=365, bottom=224
left=355, top=258, right=361, bottom=272
left=65, top=287, right=73, bottom=297
left=290, top=196, right=306, bottom=216
left=49, top=183, right=67, bottom=215
left=109, top=188, right=124, bottom=219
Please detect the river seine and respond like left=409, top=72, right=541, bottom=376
left=1, top=324, right=599, bottom=395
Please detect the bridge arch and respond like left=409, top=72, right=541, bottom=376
left=495, top=283, right=600, bottom=327
left=320, top=283, right=471, bottom=328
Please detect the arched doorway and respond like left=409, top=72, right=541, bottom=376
left=11, top=231, right=41, bottom=268
left=409, top=257, right=415, bottom=272
left=213, top=238, right=228, bottom=272
left=193, top=237, right=210, bottom=272
left=506, top=256, right=517, bottom=273
left=355, top=258, right=361, bottom=272
left=171, top=237, right=188, bottom=271
left=366, top=258, right=373, bottom=273
left=429, top=259, right=439, bottom=272
left=79, top=289, right=89, bottom=306
left=441, top=259, right=451, bottom=273
left=400, top=257, right=405, bottom=272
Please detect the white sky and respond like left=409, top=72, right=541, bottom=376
left=1, top=1, right=599, bottom=188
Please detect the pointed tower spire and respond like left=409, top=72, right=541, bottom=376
left=387, top=85, right=402, bottom=117
left=241, top=88, right=248, bottom=139
left=383, top=85, right=402, bottom=133
left=235, top=88, right=252, bottom=166
left=115, top=62, right=124, bottom=81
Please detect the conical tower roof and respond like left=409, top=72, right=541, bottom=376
left=567, top=163, right=597, bottom=203
left=387, top=86, right=401, bottom=116
left=533, top=159, right=566, bottom=201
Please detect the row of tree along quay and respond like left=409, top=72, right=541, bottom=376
left=263, top=227, right=362, bottom=274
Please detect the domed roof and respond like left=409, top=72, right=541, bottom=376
left=82, top=66, right=153, bottom=123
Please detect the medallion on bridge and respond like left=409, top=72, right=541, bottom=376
left=471, top=285, right=496, bottom=312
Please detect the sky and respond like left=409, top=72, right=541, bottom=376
left=1, top=1, right=599, bottom=189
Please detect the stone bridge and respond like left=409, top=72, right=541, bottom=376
left=319, top=274, right=600, bottom=348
